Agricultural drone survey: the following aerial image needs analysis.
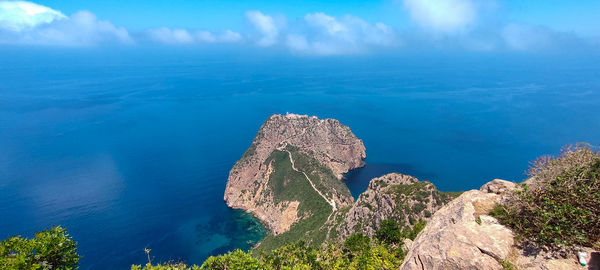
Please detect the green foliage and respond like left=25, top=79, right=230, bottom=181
left=491, top=144, right=600, bottom=248
left=257, top=147, right=351, bottom=251
left=500, top=260, right=516, bottom=270
left=138, top=235, right=404, bottom=270
left=403, top=220, right=426, bottom=241
left=375, top=220, right=402, bottom=245
left=205, top=237, right=402, bottom=270
left=288, top=146, right=352, bottom=200
left=0, top=226, right=80, bottom=270
left=343, top=234, right=370, bottom=254
left=201, top=250, right=264, bottom=270
left=132, top=262, right=201, bottom=270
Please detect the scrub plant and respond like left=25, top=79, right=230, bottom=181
left=491, top=144, right=600, bottom=248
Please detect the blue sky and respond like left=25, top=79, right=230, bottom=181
left=29, top=0, right=600, bottom=34
left=0, top=0, right=598, bottom=55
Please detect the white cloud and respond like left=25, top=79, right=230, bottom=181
left=220, top=30, right=242, bottom=43
left=147, top=27, right=243, bottom=45
left=286, top=13, right=398, bottom=55
left=305, top=13, right=347, bottom=36
left=403, top=0, right=476, bottom=33
left=0, top=1, right=66, bottom=31
left=147, top=27, right=194, bottom=44
left=0, top=1, right=132, bottom=46
left=246, top=10, right=279, bottom=46
left=195, top=30, right=216, bottom=43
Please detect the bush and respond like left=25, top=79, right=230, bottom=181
left=491, top=144, right=600, bottom=248
left=132, top=262, right=200, bottom=270
left=201, top=250, right=263, bottom=270
left=375, top=219, right=402, bottom=245
left=405, top=220, right=426, bottom=241
left=343, top=234, right=371, bottom=254
left=0, top=226, right=80, bottom=269
left=141, top=238, right=404, bottom=270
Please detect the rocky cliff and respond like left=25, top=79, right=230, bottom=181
left=224, top=113, right=366, bottom=239
left=328, top=173, right=459, bottom=240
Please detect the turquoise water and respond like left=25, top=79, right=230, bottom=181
left=1, top=48, right=599, bottom=269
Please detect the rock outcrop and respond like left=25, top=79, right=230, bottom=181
left=224, top=113, right=365, bottom=235
left=401, top=179, right=597, bottom=270
left=330, top=173, right=458, bottom=240
left=400, top=188, right=515, bottom=270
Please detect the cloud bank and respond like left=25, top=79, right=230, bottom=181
left=147, top=27, right=242, bottom=44
left=0, top=0, right=596, bottom=54
left=0, top=1, right=132, bottom=46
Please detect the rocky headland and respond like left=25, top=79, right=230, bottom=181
left=223, top=114, right=598, bottom=268
left=224, top=113, right=365, bottom=242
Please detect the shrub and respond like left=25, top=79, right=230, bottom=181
left=201, top=250, right=263, bottom=270
left=491, top=144, right=600, bottom=248
left=0, top=226, right=80, bottom=269
left=404, top=220, right=426, bottom=241
left=375, top=219, right=402, bottom=245
left=343, top=234, right=371, bottom=254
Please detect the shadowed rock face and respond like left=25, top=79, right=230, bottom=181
left=224, top=113, right=365, bottom=235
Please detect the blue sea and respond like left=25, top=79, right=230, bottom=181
left=1, top=47, right=599, bottom=269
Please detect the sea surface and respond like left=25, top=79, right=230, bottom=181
left=1, top=48, right=599, bottom=269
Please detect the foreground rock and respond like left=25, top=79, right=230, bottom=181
left=401, top=179, right=597, bottom=270
left=224, top=113, right=365, bottom=235
left=330, top=173, right=458, bottom=240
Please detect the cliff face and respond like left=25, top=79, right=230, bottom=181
left=328, top=173, right=458, bottom=240
left=400, top=179, right=598, bottom=270
left=224, top=113, right=366, bottom=236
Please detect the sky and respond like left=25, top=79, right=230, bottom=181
left=0, top=0, right=599, bottom=55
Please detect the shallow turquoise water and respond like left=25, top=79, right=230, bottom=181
left=1, top=48, right=599, bottom=269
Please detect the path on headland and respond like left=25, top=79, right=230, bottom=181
left=283, top=149, right=337, bottom=212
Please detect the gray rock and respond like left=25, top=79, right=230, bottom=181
left=400, top=189, right=515, bottom=270
left=332, top=173, right=456, bottom=240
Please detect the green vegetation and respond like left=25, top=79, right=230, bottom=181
left=288, top=146, right=352, bottom=200
left=387, top=181, right=459, bottom=211
left=0, top=226, right=80, bottom=269
left=373, top=218, right=426, bottom=246
left=402, top=220, right=426, bottom=241
left=374, top=220, right=402, bottom=245
left=500, top=260, right=516, bottom=270
left=490, top=144, right=600, bottom=248
left=134, top=236, right=404, bottom=270
left=257, top=147, right=342, bottom=251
